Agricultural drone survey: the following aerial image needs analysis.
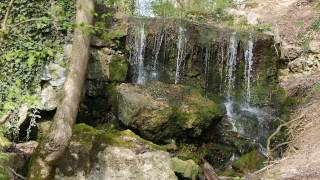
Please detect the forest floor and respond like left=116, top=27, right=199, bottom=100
left=229, top=0, right=320, bottom=179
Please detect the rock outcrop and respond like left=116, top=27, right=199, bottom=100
left=55, top=124, right=201, bottom=180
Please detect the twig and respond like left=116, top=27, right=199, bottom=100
left=9, top=18, right=44, bottom=28
left=266, top=114, right=305, bottom=159
left=7, top=167, right=27, bottom=180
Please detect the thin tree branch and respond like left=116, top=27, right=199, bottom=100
left=9, top=18, right=44, bottom=28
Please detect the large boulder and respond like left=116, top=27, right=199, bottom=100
left=55, top=124, right=179, bottom=180
left=115, top=81, right=224, bottom=141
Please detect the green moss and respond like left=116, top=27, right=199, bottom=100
left=73, top=124, right=166, bottom=151
left=0, top=153, right=9, bottom=180
left=170, top=157, right=199, bottom=180
left=176, top=144, right=201, bottom=164
left=232, top=150, right=266, bottom=174
left=109, top=55, right=128, bottom=82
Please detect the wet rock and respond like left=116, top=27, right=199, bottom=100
left=55, top=124, right=178, bottom=180
left=115, top=81, right=224, bottom=141
left=88, top=47, right=128, bottom=82
left=171, top=157, right=200, bottom=180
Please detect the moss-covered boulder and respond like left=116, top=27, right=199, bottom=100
left=55, top=124, right=178, bottom=180
left=171, top=157, right=200, bottom=180
left=115, top=81, right=224, bottom=141
left=221, top=150, right=266, bottom=177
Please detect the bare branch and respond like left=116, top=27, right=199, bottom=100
left=266, top=114, right=305, bottom=159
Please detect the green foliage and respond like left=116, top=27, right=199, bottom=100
left=151, top=0, right=178, bottom=17
left=311, top=18, right=320, bottom=31
left=0, top=0, right=75, bottom=115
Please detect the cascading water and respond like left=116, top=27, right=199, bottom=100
left=244, top=33, right=254, bottom=103
left=175, top=27, right=187, bottom=84
left=204, top=45, right=211, bottom=96
left=226, top=32, right=238, bottom=98
left=129, top=23, right=146, bottom=85
left=225, top=32, right=238, bottom=131
left=151, top=31, right=164, bottom=79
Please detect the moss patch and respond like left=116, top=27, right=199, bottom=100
left=109, top=55, right=128, bottom=82
left=73, top=123, right=166, bottom=151
left=221, top=150, right=266, bottom=176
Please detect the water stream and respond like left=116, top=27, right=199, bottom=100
left=225, top=32, right=238, bottom=131
left=175, top=26, right=187, bottom=84
left=244, top=33, right=254, bottom=103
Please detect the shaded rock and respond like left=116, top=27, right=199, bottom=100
left=38, top=84, right=62, bottom=111
left=37, top=121, right=52, bottom=137
left=115, top=81, right=224, bottom=141
left=171, top=157, right=199, bottom=180
left=88, top=47, right=128, bottom=82
left=43, top=62, right=66, bottom=87
left=55, top=124, right=177, bottom=180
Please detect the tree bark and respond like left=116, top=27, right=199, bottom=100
left=28, top=0, right=95, bottom=179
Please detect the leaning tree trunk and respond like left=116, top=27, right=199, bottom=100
left=28, top=0, right=95, bottom=179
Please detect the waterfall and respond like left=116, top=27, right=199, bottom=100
left=151, top=31, right=164, bottom=79
left=224, top=32, right=238, bottom=131
left=129, top=23, right=146, bottom=85
left=175, top=27, right=187, bottom=84
left=219, top=45, right=225, bottom=94
left=226, top=32, right=238, bottom=98
left=204, top=45, right=211, bottom=96
left=244, top=33, right=254, bottom=103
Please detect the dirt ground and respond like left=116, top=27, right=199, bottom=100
left=234, top=0, right=320, bottom=59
